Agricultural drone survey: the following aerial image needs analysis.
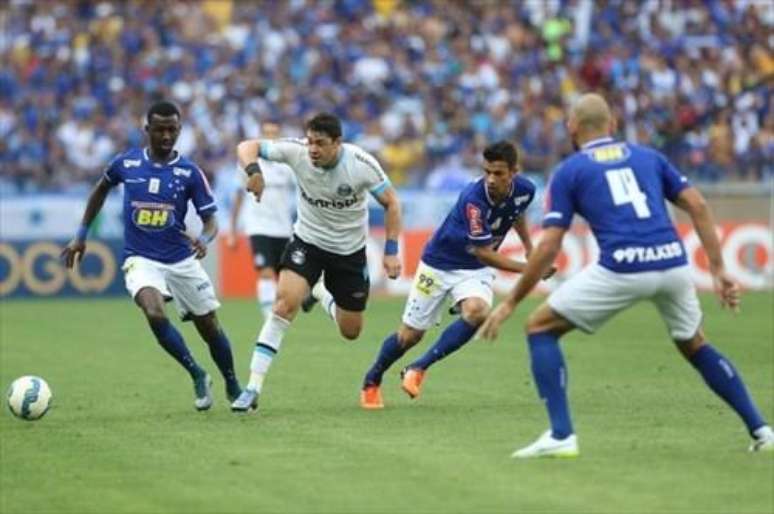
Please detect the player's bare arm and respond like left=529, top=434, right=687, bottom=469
left=184, top=214, right=218, bottom=260
left=673, top=187, right=740, bottom=312
left=61, top=177, right=113, bottom=268
left=510, top=216, right=557, bottom=278
left=479, top=226, right=566, bottom=340
left=374, top=186, right=402, bottom=279
left=512, top=215, right=533, bottom=256
left=236, top=139, right=265, bottom=201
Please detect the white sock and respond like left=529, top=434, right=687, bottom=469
left=317, top=285, right=336, bottom=322
left=247, top=314, right=290, bottom=393
left=257, top=277, right=276, bottom=319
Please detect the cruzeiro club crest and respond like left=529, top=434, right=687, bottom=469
left=291, top=248, right=306, bottom=266
left=337, top=183, right=353, bottom=197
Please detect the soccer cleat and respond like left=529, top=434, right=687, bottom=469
left=231, top=388, right=259, bottom=413
left=400, top=367, right=426, bottom=399
left=360, top=385, right=384, bottom=410
left=749, top=425, right=774, bottom=452
left=511, top=430, right=579, bottom=459
left=448, top=303, right=462, bottom=316
left=301, top=281, right=324, bottom=313
left=193, top=372, right=213, bottom=411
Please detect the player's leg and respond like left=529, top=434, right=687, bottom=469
left=361, top=262, right=446, bottom=408
left=190, top=312, right=241, bottom=402
left=124, top=257, right=202, bottom=379
left=514, top=264, right=639, bottom=458
left=656, top=266, right=773, bottom=451
left=250, top=235, right=284, bottom=319
left=163, top=255, right=233, bottom=411
left=404, top=269, right=494, bottom=376
left=233, top=236, right=322, bottom=412
left=361, top=323, right=425, bottom=408
left=134, top=286, right=208, bottom=384
left=399, top=297, right=486, bottom=398
left=321, top=246, right=370, bottom=340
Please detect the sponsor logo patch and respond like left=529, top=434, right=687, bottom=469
left=466, top=203, right=484, bottom=236
left=291, top=249, right=306, bottom=266
left=337, top=184, right=353, bottom=196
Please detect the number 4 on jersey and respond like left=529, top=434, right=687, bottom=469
left=605, top=167, right=651, bottom=219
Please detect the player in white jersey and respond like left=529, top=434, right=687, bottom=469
left=228, top=120, right=295, bottom=318
left=231, top=113, right=403, bottom=412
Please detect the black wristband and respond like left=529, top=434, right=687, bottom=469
left=245, top=162, right=262, bottom=177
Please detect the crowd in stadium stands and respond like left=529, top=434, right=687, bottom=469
left=1, top=0, right=772, bottom=194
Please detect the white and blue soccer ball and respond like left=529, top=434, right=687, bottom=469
left=7, top=376, right=52, bottom=421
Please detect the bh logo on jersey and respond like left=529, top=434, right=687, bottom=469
left=131, top=202, right=175, bottom=231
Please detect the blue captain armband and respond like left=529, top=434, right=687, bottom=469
left=384, top=239, right=399, bottom=256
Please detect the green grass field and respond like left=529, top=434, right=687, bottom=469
left=1, top=293, right=772, bottom=514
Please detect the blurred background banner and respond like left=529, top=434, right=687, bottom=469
left=1, top=193, right=770, bottom=298
left=1, top=0, right=772, bottom=297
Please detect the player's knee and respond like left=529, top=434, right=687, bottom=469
left=339, top=323, right=362, bottom=341
left=675, top=329, right=705, bottom=359
left=272, top=295, right=299, bottom=320
left=142, top=306, right=167, bottom=326
left=397, top=326, right=424, bottom=348
left=460, top=299, right=490, bottom=326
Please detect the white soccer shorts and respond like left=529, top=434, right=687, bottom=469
left=122, top=255, right=221, bottom=319
left=547, top=263, right=702, bottom=340
left=401, top=260, right=495, bottom=331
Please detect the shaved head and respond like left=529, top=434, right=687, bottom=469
left=570, top=94, right=612, bottom=131
left=567, top=93, right=615, bottom=148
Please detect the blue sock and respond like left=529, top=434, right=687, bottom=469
left=528, top=332, right=574, bottom=439
left=410, top=318, right=478, bottom=371
left=364, top=333, right=407, bottom=387
left=689, top=344, right=767, bottom=435
left=205, top=330, right=239, bottom=387
left=149, top=318, right=202, bottom=379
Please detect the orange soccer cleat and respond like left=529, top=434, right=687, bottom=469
left=360, top=385, right=384, bottom=409
left=400, top=367, right=426, bottom=399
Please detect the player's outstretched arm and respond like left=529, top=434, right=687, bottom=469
left=61, top=177, right=112, bottom=268
left=236, top=139, right=265, bottom=201
left=374, top=186, right=402, bottom=279
left=478, top=227, right=565, bottom=340
left=673, top=187, right=740, bottom=312
left=471, top=244, right=555, bottom=278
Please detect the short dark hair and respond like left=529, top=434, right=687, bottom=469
left=146, top=100, right=181, bottom=124
left=305, top=112, right=342, bottom=140
left=483, top=141, right=519, bottom=169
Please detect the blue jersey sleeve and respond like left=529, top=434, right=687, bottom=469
left=190, top=166, right=217, bottom=216
left=464, top=200, right=492, bottom=246
left=102, top=154, right=123, bottom=185
left=658, top=153, right=691, bottom=201
left=542, top=165, right=575, bottom=229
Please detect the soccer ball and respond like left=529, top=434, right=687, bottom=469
left=7, top=376, right=52, bottom=421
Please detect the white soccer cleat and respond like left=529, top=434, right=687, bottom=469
left=749, top=425, right=774, bottom=453
left=193, top=373, right=213, bottom=411
left=511, top=430, right=579, bottom=459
